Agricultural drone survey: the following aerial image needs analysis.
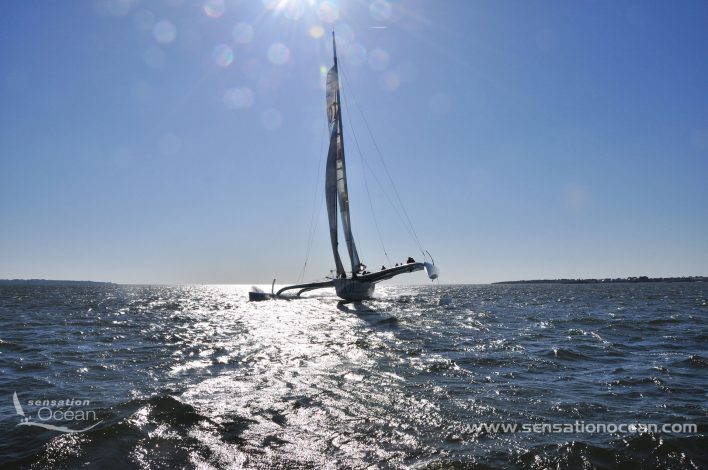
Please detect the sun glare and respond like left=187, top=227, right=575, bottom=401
left=94, top=0, right=406, bottom=130
left=262, top=0, right=313, bottom=15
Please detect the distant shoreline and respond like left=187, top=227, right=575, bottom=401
left=1, top=277, right=706, bottom=287
left=0, top=279, right=116, bottom=286
left=493, top=276, right=707, bottom=285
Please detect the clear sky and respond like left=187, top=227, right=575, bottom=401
left=1, top=0, right=707, bottom=284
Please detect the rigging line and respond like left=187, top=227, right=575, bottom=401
left=358, top=149, right=421, bottom=254
left=339, top=70, right=391, bottom=266
left=338, top=65, right=422, bottom=257
left=343, top=70, right=425, bottom=264
left=338, top=68, right=421, bottom=263
left=339, top=79, right=420, bottom=258
left=303, top=187, right=326, bottom=280
left=340, top=69, right=427, bottom=258
left=298, top=119, right=327, bottom=283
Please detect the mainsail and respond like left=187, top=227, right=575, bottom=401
left=325, top=33, right=361, bottom=276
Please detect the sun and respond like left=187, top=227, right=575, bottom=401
left=262, top=0, right=311, bottom=20
left=261, top=0, right=341, bottom=24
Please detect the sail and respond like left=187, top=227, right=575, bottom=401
left=325, top=36, right=361, bottom=275
left=325, top=85, right=345, bottom=277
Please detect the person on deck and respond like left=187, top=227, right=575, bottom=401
left=407, top=257, right=415, bottom=264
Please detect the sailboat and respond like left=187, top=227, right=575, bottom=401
left=249, top=33, right=438, bottom=302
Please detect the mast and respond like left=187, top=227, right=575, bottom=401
left=325, top=33, right=345, bottom=277
left=331, top=31, right=362, bottom=274
left=333, top=32, right=344, bottom=157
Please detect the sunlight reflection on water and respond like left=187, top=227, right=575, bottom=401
left=2, top=284, right=706, bottom=468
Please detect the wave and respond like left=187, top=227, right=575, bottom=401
left=673, top=354, right=708, bottom=368
left=647, top=317, right=684, bottom=326
left=516, top=433, right=707, bottom=469
left=547, top=348, right=590, bottom=361
left=0, top=339, right=42, bottom=353
left=4, top=394, right=257, bottom=468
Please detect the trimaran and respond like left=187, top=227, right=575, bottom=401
left=250, top=32, right=438, bottom=302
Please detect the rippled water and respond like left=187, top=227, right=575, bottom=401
left=0, top=283, right=706, bottom=468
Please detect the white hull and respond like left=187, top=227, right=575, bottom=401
left=334, top=279, right=375, bottom=301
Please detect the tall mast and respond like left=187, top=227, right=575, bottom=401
left=332, top=31, right=346, bottom=189
left=332, top=31, right=361, bottom=273
left=332, top=30, right=338, bottom=67
left=325, top=32, right=345, bottom=277
left=324, top=32, right=361, bottom=277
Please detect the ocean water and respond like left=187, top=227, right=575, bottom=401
left=0, top=283, right=706, bottom=469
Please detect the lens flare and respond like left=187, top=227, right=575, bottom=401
left=564, top=184, right=591, bottom=211
left=212, top=44, right=234, bottom=67
left=319, top=64, right=329, bottom=90
left=343, top=43, right=366, bottom=66
left=379, top=70, right=400, bottom=91
left=309, top=25, right=325, bottom=39
left=223, top=87, right=254, bottom=109
left=369, top=0, right=392, bottom=21
left=318, top=1, right=339, bottom=23
left=267, top=43, right=290, bottom=65
left=153, top=20, right=177, bottom=44
left=283, top=1, right=305, bottom=20
left=203, top=0, right=225, bottom=18
left=233, top=22, right=254, bottom=44
left=368, top=48, right=389, bottom=71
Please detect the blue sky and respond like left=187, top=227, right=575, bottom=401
left=1, top=0, right=707, bottom=284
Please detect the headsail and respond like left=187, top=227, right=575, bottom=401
left=325, top=32, right=361, bottom=276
